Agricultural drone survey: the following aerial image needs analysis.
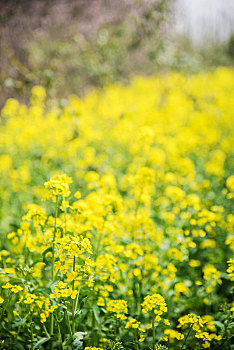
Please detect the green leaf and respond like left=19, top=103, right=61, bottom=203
left=75, top=309, right=82, bottom=317
left=64, top=335, right=73, bottom=346
left=227, top=322, right=234, bottom=329
left=101, top=307, right=108, bottom=314
left=221, top=272, right=230, bottom=279
left=13, top=318, right=27, bottom=327
left=34, top=337, right=50, bottom=349
left=212, top=321, right=225, bottom=330
left=9, top=277, right=24, bottom=284
left=93, top=304, right=101, bottom=324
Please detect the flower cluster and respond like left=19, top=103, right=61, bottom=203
left=2, top=282, right=23, bottom=293
left=177, top=314, right=221, bottom=348
left=50, top=281, right=78, bottom=300
left=107, top=299, right=128, bottom=320
left=227, top=258, right=234, bottom=281
left=44, top=174, right=72, bottom=201
left=141, top=294, right=167, bottom=322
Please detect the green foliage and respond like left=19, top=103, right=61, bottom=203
left=227, top=32, right=234, bottom=58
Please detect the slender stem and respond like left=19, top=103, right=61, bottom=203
left=43, top=323, right=50, bottom=338
left=65, top=309, right=72, bottom=337
left=180, top=323, right=193, bottom=350
left=115, top=318, right=118, bottom=338
left=63, top=195, right=67, bottom=238
left=72, top=256, right=76, bottom=335
left=138, top=279, right=142, bottom=314
left=136, top=329, right=139, bottom=350
left=31, top=321, right=34, bottom=350
left=152, top=315, right=155, bottom=350
left=74, top=286, right=80, bottom=314
left=56, top=315, right=65, bottom=350
left=133, top=278, right=138, bottom=311
left=51, top=196, right=59, bottom=283
left=50, top=196, right=59, bottom=348
left=91, top=308, right=96, bottom=345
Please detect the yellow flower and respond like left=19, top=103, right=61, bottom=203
left=71, top=290, right=78, bottom=299
left=44, top=174, right=72, bottom=200
left=97, top=297, right=105, bottom=307
left=189, top=259, right=201, bottom=267
left=226, top=175, right=234, bottom=192
left=40, top=313, right=47, bottom=323
left=174, top=283, right=189, bottom=300
left=227, top=258, right=234, bottom=281
left=139, top=335, right=145, bottom=342
left=125, top=318, right=140, bottom=329
left=67, top=271, right=78, bottom=282
left=2, top=282, right=13, bottom=289
left=74, top=191, right=81, bottom=199
left=141, top=294, right=167, bottom=315
left=11, top=285, right=23, bottom=293
left=164, top=329, right=184, bottom=342
left=160, top=336, right=169, bottom=342
left=107, top=299, right=128, bottom=319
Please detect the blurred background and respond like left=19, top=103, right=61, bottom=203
left=1, top=0, right=234, bottom=107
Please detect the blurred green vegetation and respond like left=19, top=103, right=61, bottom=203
left=0, top=0, right=234, bottom=107
left=0, top=0, right=170, bottom=106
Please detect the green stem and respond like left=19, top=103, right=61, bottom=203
left=136, top=329, right=139, bottom=350
left=133, top=278, right=138, bottom=311
left=72, top=256, right=76, bottom=335
left=138, top=279, right=142, bottom=313
left=91, top=308, right=96, bottom=345
left=43, top=323, right=50, bottom=338
left=114, top=318, right=119, bottom=339
left=56, top=315, right=65, bottom=350
left=50, top=196, right=59, bottom=348
left=74, top=286, right=80, bottom=315
left=63, top=195, right=67, bottom=238
left=152, top=315, right=155, bottom=350
left=51, top=196, right=59, bottom=283
left=180, top=324, right=193, bottom=350
left=31, top=321, right=34, bottom=350
left=65, top=309, right=72, bottom=337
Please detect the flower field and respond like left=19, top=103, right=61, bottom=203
left=0, top=68, right=233, bottom=349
